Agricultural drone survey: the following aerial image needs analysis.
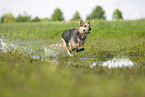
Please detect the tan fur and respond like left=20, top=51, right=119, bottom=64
left=61, top=37, right=72, bottom=56
left=50, top=19, right=91, bottom=56
left=78, top=23, right=90, bottom=34
left=69, top=37, right=79, bottom=50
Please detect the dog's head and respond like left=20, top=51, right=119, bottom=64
left=78, top=19, right=91, bottom=34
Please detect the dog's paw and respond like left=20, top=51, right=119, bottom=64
left=66, top=53, right=73, bottom=56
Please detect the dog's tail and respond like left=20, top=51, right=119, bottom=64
left=50, top=43, right=62, bottom=49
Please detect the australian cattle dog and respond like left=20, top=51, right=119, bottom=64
left=50, top=19, right=91, bottom=56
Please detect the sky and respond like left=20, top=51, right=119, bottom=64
left=0, top=0, right=145, bottom=20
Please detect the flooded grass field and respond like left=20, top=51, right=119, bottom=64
left=0, top=20, right=145, bottom=97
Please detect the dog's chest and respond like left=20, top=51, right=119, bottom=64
left=74, top=33, right=87, bottom=46
left=70, top=36, right=86, bottom=49
left=69, top=37, right=79, bottom=49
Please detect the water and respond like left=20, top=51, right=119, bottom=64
left=89, top=56, right=134, bottom=68
left=102, top=56, right=133, bottom=68
left=0, top=36, right=135, bottom=68
left=43, top=46, right=58, bottom=57
left=0, top=37, right=17, bottom=52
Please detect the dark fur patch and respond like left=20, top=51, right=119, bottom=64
left=61, top=29, right=87, bottom=46
left=61, top=29, right=76, bottom=45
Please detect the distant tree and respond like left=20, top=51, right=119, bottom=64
left=112, top=9, right=123, bottom=20
left=1, top=15, right=5, bottom=23
left=16, top=12, right=31, bottom=22
left=32, top=16, right=40, bottom=22
left=51, top=8, right=64, bottom=21
left=1, top=12, right=15, bottom=23
left=87, top=6, right=106, bottom=20
left=71, top=11, right=81, bottom=20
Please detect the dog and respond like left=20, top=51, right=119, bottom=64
left=50, top=19, right=91, bottom=56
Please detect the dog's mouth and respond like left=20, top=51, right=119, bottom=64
left=84, top=30, right=90, bottom=34
left=83, top=29, right=91, bottom=34
left=83, top=28, right=91, bottom=34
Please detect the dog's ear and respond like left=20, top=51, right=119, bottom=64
left=88, top=20, right=90, bottom=25
left=79, top=19, right=84, bottom=26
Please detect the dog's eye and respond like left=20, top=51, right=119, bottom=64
left=81, top=25, right=83, bottom=27
left=84, top=25, right=87, bottom=27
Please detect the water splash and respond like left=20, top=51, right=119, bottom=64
left=0, top=38, right=8, bottom=52
left=43, top=46, right=57, bottom=57
left=0, top=35, right=65, bottom=63
left=102, top=56, right=133, bottom=68
left=0, top=36, right=134, bottom=68
left=0, top=37, right=17, bottom=52
left=89, top=56, right=134, bottom=68
left=43, top=45, right=65, bottom=58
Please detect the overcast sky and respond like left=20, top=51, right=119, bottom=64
left=0, top=0, right=145, bottom=20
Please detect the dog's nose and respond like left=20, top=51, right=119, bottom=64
left=89, top=28, right=91, bottom=31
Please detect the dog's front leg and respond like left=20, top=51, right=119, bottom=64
left=61, top=37, right=73, bottom=56
left=68, top=42, right=72, bottom=51
left=75, top=39, right=81, bottom=52
left=77, top=39, right=80, bottom=45
left=65, top=46, right=73, bottom=56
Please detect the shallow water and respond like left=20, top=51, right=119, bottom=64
left=30, top=54, right=135, bottom=68
left=0, top=36, right=139, bottom=69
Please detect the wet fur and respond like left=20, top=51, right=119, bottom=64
left=50, top=19, right=91, bottom=56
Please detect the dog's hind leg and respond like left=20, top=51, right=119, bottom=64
left=61, top=37, right=73, bottom=56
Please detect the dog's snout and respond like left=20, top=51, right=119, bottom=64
left=89, top=28, right=91, bottom=31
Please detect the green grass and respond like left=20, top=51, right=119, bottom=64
left=0, top=19, right=145, bottom=97
left=1, top=19, right=145, bottom=40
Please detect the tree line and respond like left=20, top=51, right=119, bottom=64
left=0, top=5, right=123, bottom=23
